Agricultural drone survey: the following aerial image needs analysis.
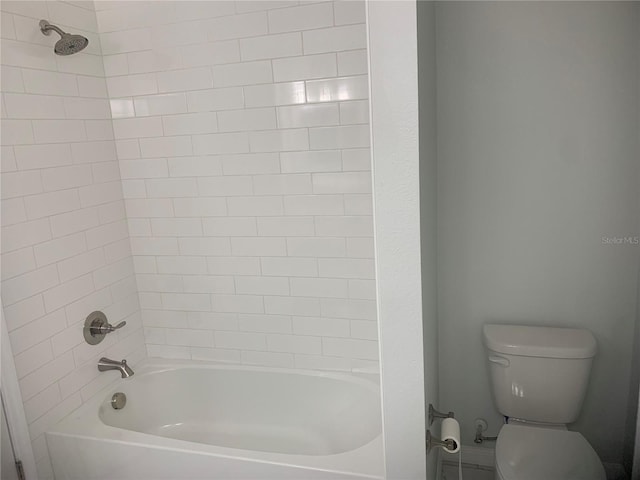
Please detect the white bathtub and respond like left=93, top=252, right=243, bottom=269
left=46, top=358, right=384, bottom=479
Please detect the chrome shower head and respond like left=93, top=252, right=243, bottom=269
left=39, top=20, right=88, bottom=56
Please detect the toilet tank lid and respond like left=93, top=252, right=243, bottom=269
left=483, top=324, right=597, bottom=359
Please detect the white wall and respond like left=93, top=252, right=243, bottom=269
left=367, top=1, right=427, bottom=478
left=0, top=3, right=437, bottom=479
left=0, top=1, right=146, bottom=478
left=95, top=0, right=379, bottom=373
left=436, top=1, right=640, bottom=465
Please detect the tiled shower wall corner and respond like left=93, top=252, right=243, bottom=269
left=0, top=1, right=145, bottom=477
left=97, top=0, right=379, bottom=372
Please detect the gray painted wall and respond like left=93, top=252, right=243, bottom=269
left=436, top=1, right=639, bottom=464
left=625, top=21, right=640, bottom=478
left=417, top=1, right=438, bottom=477
left=625, top=265, right=640, bottom=478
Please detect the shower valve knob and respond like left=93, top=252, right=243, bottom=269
left=83, top=311, right=126, bottom=345
left=103, top=321, right=126, bottom=333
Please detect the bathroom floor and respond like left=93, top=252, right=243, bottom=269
left=441, top=462, right=495, bottom=480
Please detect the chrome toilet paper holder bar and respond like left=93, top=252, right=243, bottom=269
left=428, top=403, right=454, bottom=425
left=426, top=430, right=457, bottom=453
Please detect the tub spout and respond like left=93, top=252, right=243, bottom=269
left=98, top=357, right=134, bottom=378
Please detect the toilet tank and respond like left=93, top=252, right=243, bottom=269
left=483, top=324, right=597, bottom=424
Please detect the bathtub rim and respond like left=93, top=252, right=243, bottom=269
left=130, top=356, right=381, bottom=388
left=47, top=357, right=384, bottom=479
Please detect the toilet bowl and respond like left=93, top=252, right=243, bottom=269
left=483, top=324, right=605, bottom=480
left=494, top=424, right=605, bottom=480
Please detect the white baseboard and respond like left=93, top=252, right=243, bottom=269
left=439, top=443, right=495, bottom=468
left=435, top=449, right=443, bottom=480
left=602, top=462, right=629, bottom=480
left=438, top=446, right=627, bottom=480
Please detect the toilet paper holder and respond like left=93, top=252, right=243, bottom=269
left=426, top=404, right=458, bottom=453
left=426, top=430, right=457, bottom=453
left=428, top=403, right=454, bottom=425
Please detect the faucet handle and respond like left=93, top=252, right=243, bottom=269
left=103, top=321, right=126, bottom=333
left=84, top=312, right=126, bottom=345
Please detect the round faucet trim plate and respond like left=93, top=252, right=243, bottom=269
left=84, top=311, right=126, bottom=345
left=84, top=311, right=109, bottom=345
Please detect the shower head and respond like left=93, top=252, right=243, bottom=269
left=39, top=20, right=88, bottom=56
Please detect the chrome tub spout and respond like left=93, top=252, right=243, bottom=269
left=98, top=357, right=134, bottom=378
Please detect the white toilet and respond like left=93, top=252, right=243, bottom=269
left=483, top=324, right=606, bottom=480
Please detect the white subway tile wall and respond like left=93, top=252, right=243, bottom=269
left=98, top=0, right=377, bottom=373
left=1, top=1, right=376, bottom=476
left=1, top=2, right=145, bottom=478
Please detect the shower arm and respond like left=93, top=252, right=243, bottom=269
left=40, top=20, right=67, bottom=37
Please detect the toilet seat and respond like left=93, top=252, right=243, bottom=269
left=495, top=424, right=606, bottom=480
